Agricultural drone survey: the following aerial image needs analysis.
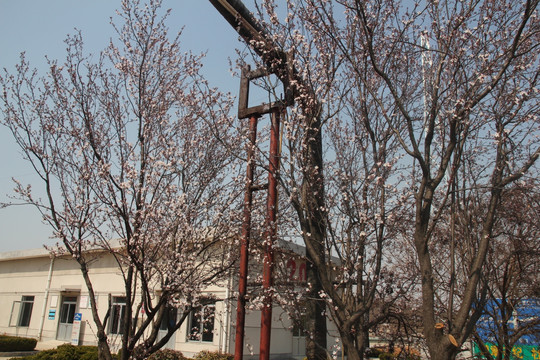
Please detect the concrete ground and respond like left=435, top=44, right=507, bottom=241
left=35, top=339, right=67, bottom=351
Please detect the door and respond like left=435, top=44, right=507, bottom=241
left=57, top=296, right=78, bottom=341
left=157, top=306, right=177, bottom=349
left=292, top=319, right=306, bottom=357
left=292, top=335, right=306, bottom=357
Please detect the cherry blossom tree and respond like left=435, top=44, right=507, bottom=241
left=350, top=2, right=538, bottom=359
left=470, top=182, right=540, bottom=360
left=220, top=2, right=419, bottom=359
left=224, top=0, right=539, bottom=359
left=1, top=1, right=241, bottom=359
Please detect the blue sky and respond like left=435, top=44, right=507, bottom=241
left=0, top=0, right=250, bottom=252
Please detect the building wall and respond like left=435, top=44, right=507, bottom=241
left=0, top=247, right=337, bottom=358
left=0, top=251, right=127, bottom=344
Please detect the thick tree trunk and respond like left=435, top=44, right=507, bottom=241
left=305, top=252, right=328, bottom=360
left=340, top=335, right=361, bottom=360
left=79, top=261, right=114, bottom=360
left=97, top=329, right=114, bottom=360
left=301, top=112, right=329, bottom=360
left=335, top=325, right=368, bottom=360
left=357, top=328, right=369, bottom=360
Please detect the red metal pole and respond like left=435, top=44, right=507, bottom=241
left=235, top=115, right=259, bottom=360
left=259, top=110, right=280, bottom=360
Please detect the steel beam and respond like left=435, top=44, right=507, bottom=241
left=234, top=115, right=259, bottom=360
left=259, top=109, right=280, bottom=360
left=208, top=0, right=296, bottom=104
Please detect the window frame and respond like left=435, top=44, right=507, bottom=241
left=188, top=303, right=216, bottom=343
left=10, top=296, right=35, bottom=327
left=159, top=306, right=178, bottom=332
left=58, top=296, right=77, bottom=325
left=109, top=296, right=127, bottom=335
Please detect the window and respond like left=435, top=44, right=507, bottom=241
left=18, top=296, right=35, bottom=327
left=291, top=312, right=307, bottom=337
left=110, top=297, right=126, bottom=335
left=10, top=296, right=35, bottom=327
left=59, top=296, right=77, bottom=325
left=188, top=303, right=215, bottom=342
left=159, top=306, right=178, bottom=332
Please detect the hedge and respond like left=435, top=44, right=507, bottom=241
left=9, top=344, right=105, bottom=360
left=193, top=350, right=234, bottom=360
left=0, top=335, right=37, bottom=352
left=148, top=348, right=188, bottom=360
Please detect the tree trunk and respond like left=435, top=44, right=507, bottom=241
left=79, top=261, right=113, bottom=360
left=337, top=328, right=362, bottom=360
left=357, top=328, right=369, bottom=360
left=301, top=112, right=328, bottom=360
left=305, top=255, right=328, bottom=360
left=97, top=328, right=114, bottom=360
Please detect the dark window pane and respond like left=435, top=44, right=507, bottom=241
left=60, top=305, right=69, bottom=323
left=189, top=310, right=202, bottom=341
left=60, top=302, right=76, bottom=324
left=189, top=304, right=215, bottom=342
left=110, top=297, right=126, bottom=335
left=67, top=304, right=76, bottom=324
left=202, top=306, right=215, bottom=342
left=18, top=296, right=34, bottom=327
left=160, top=307, right=176, bottom=331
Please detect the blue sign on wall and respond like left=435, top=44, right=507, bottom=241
left=48, top=309, right=56, bottom=320
left=474, top=298, right=539, bottom=360
left=476, top=298, right=539, bottom=346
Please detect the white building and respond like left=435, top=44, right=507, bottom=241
left=0, top=244, right=338, bottom=359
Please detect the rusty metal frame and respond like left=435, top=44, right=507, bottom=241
left=208, top=2, right=301, bottom=360
left=209, top=0, right=300, bottom=101
left=234, top=64, right=289, bottom=360
left=259, top=109, right=280, bottom=360
left=234, top=114, right=258, bottom=358
left=238, top=65, right=291, bottom=119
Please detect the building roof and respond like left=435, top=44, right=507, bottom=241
left=0, top=239, right=124, bottom=261
left=0, top=246, right=51, bottom=261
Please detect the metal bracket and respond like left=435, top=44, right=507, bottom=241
left=237, top=65, right=293, bottom=119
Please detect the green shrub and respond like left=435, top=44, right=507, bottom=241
left=0, top=335, right=37, bottom=352
left=193, top=350, right=234, bottom=360
left=12, top=348, right=56, bottom=360
left=366, top=348, right=383, bottom=358
left=53, top=344, right=79, bottom=360
left=379, top=352, right=396, bottom=360
left=78, top=346, right=99, bottom=360
left=404, top=354, right=421, bottom=360
left=9, top=344, right=101, bottom=360
left=148, top=348, right=187, bottom=360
